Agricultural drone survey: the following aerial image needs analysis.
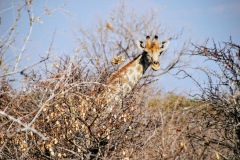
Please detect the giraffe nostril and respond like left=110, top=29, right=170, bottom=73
left=153, top=61, right=159, bottom=65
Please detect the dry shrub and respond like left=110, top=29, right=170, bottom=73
left=129, top=93, right=233, bottom=160
left=0, top=55, right=149, bottom=159
left=1, top=54, right=234, bottom=159
left=2, top=1, right=236, bottom=159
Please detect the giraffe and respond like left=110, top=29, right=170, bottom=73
left=102, top=35, right=170, bottom=110
left=79, top=35, right=170, bottom=153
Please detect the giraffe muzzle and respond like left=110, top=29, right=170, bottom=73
left=151, top=61, right=160, bottom=71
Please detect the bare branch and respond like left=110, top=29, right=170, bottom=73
left=0, top=110, right=48, bottom=140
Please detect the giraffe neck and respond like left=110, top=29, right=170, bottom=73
left=106, top=52, right=150, bottom=97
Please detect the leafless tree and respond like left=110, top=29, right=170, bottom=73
left=177, top=38, right=240, bottom=159
left=75, top=2, right=188, bottom=84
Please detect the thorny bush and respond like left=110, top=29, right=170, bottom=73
left=177, top=39, right=240, bottom=159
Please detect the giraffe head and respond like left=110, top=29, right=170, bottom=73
left=137, top=35, right=170, bottom=71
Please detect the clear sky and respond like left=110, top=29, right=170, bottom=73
left=1, top=0, right=239, bottom=93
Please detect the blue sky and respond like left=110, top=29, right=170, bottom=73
left=1, top=0, right=239, bottom=93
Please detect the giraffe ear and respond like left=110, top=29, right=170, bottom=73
left=159, top=40, right=170, bottom=51
left=136, top=40, right=145, bottom=50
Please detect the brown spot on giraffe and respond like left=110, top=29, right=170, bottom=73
left=136, top=65, right=143, bottom=73
left=121, top=77, right=128, bottom=84
left=128, top=68, right=134, bottom=74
